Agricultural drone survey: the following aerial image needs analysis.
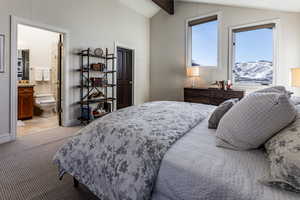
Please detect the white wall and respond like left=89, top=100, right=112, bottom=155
left=18, top=24, right=59, bottom=95
left=18, top=24, right=59, bottom=78
left=0, top=0, right=150, bottom=137
left=150, top=2, right=300, bottom=101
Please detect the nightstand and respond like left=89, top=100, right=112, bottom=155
left=184, top=88, right=245, bottom=106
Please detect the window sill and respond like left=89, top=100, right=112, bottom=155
left=233, top=84, right=272, bottom=95
left=190, top=65, right=218, bottom=69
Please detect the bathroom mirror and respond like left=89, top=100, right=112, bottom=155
left=17, top=49, right=30, bottom=81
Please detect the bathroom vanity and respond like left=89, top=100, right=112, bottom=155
left=18, top=85, right=34, bottom=120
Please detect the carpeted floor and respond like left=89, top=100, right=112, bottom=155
left=0, top=127, right=99, bottom=200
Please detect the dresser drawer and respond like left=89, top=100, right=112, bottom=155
left=184, top=97, right=210, bottom=105
left=184, top=88, right=245, bottom=106
left=184, top=88, right=210, bottom=98
left=210, top=98, right=227, bottom=106
left=224, top=91, right=244, bottom=99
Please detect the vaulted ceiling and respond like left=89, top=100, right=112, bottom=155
left=118, top=0, right=160, bottom=18
left=119, top=0, right=300, bottom=18
left=184, top=0, right=300, bottom=13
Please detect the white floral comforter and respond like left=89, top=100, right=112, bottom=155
left=53, top=101, right=210, bottom=200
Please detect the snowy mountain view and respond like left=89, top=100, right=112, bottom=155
left=233, top=60, right=273, bottom=85
left=192, top=60, right=204, bottom=66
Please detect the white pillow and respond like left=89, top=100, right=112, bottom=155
left=216, top=92, right=297, bottom=150
left=254, top=86, right=292, bottom=98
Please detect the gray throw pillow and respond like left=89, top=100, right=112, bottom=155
left=208, top=99, right=239, bottom=129
left=291, top=96, right=300, bottom=105
left=261, top=105, right=300, bottom=193
left=216, top=92, right=297, bottom=150
left=254, top=86, right=293, bottom=98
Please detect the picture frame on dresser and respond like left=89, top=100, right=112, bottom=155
left=0, top=34, right=4, bottom=73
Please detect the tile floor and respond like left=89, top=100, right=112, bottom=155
left=17, top=115, right=59, bottom=136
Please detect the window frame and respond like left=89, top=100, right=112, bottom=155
left=186, top=12, right=222, bottom=69
left=228, top=19, right=280, bottom=88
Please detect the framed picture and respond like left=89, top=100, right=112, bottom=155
left=0, top=34, right=4, bottom=73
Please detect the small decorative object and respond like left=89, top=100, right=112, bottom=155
left=94, top=48, right=104, bottom=57
left=18, top=80, right=30, bottom=84
left=209, top=81, right=219, bottom=89
left=93, top=103, right=106, bottom=118
left=0, top=34, right=4, bottom=73
left=226, top=80, right=233, bottom=90
left=82, top=105, right=94, bottom=120
left=218, top=80, right=225, bottom=90
left=90, top=77, right=105, bottom=87
left=186, top=67, right=201, bottom=88
left=91, top=63, right=105, bottom=71
left=88, top=91, right=104, bottom=99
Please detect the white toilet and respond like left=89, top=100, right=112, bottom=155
left=34, top=94, right=57, bottom=117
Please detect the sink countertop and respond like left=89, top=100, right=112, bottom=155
left=18, top=84, right=35, bottom=88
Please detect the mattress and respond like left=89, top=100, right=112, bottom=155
left=152, top=104, right=300, bottom=200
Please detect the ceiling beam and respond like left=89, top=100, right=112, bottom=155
left=152, top=0, right=174, bottom=15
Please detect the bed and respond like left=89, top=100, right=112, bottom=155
left=152, top=107, right=300, bottom=200
left=53, top=101, right=300, bottom=200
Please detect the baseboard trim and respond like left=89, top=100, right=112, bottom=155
left=0, top=133, right=13, bottom=144
left=63, top=119, right=80, bottom=127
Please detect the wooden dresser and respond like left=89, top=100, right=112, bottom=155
left=184, top=88, right=245, bottom=106
left=18, top=86, right=34, bottom=120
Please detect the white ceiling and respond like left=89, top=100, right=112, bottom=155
left=119, top=0, right=300, bottom=18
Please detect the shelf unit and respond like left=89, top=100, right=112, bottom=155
left=77, top=48, right=116, bottom=124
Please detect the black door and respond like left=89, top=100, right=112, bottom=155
left=117, top=47, right=133, bottom=109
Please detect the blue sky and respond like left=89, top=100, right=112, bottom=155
left=192, top=22, right=273, bottom=65
left=235, top=28, right=273, bottom=63
left=192, top=21, right=218, bottom=66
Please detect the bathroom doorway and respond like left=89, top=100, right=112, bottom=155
left=16, top=24, right=63, bottom=136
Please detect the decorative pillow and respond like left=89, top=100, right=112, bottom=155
left=215, top=92, right=297, bottom=150
left=261, top=106, right=300, bottom=193
left=208, top=98, right=239, bottom=129
left=291, top=96, right=300, bottom=105
left=254, top=86, right=293, bottom=98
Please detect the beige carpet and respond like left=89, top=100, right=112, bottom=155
left=0, top=127, right=99, bottom=200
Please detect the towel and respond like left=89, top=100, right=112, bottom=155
left=35, top=68, right=43, bottom=81
left=43, top=68, right=50, bottom=81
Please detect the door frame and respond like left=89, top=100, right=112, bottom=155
left=114, top=42, right=136, bottom=107
left=9, top=16, right=70, bottom=142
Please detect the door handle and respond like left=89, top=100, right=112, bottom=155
left=129, top=81, right=133, bottom=84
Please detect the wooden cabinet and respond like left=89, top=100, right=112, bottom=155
left=18, top=86, right=34, bottom=120
left=184, top=88, right=245, bottom=106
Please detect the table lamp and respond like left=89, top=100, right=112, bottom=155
left=291, top=68, right=300, bottom=87
left=186, top=67, right=200, bottom=88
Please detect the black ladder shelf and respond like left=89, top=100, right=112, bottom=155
left=77, top=48, right=116, bottom=124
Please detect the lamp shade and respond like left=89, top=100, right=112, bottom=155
left=291, top=68, right=300, bottom=87
left=186, top=67, right=200, bottom=77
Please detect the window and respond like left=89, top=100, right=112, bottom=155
left=231, top=23, right=276, bottom=85
left=187, top=15, right=218, bottom=67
